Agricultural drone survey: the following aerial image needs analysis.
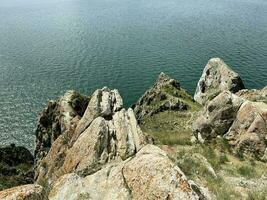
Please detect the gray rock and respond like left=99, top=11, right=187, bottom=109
left=193, top=91, right=243, bottom=141
left=194, top=58, right=245, bottom=105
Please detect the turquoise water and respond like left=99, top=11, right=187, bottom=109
left=0, top=0, right=266, bottom=151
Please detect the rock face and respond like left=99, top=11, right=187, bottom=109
left=133, top=72, right=193, bottom=122
left=236, top=86, right=267, bottom=103
left=194, top=58, right=245, bottom=105
left=34, top=88, right=147, bottom=187
left=193, top=88, right=267, bottom=160
left=193, top=91, right=244, bottom=141
left=34, top=90, right=89, bottom=166
left=0, top=144, right=34, bottom=190
left=224, top=101, right=267, bottom=159
left=0, top=184, right=46, bottom=200
left=49, top=145, right=199, bottom=200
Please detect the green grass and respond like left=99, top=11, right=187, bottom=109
left=237, top=165, right=256, bottom=178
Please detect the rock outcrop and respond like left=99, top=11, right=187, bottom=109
left=193, top=88, right=267, bottom=160
left=0, top=184, right=46, bottom=200
left=193, top=91, right=244, bottom=141
left=194, top=58, right=245, bottom=105
left=34, top=87, right=148, bottom=188
left=224, top=101, right=267, bottom=159
left=49, top=145, right=199, bottom=200
left=236, top=86, right=267, bottom=103
left=0, top=144, right=34, bottom=190
left=133, top=72, right=196, bottom=122
left=34, top=90, right=89, bottom=166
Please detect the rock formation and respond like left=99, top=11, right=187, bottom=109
left=0, top=184, right=46, bottom=200
left=48, top=145, right=199, bottom=200
left=133, top=72, right=194, bottom=122
left=193, top=87, right=267, bottom=160
left=0, top=144, right=34, bottom=190
left=34, top=88, right=148, bottom=189
left=194, top=58, right=245, bottom=105
left=34, top=90, right=89, bottom=166
left=193, top=91, right=244, bottom=141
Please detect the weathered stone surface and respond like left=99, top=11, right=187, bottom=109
left=236, top=86, right=267, bottom=103
left=0, top=144, right=34, bottom=190
left=194, top=58, right=245, bottom=105
left=74, top=87, right=123, bottom=137
left=0, top=184, right=47, bottom=200
left=35, top=88, right=147, bottom=189
left=34, top=90, right=89, bottom=166
left=224, top=101, right=267, bottom=159
left=193, top=91, right=243, bottom=141
left=49, top=145, right=200, bottom=200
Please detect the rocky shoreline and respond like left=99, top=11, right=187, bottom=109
left=0, top=58, right=266, bottom=199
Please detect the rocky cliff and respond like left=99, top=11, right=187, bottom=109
left=0, top=58, right=266, bottom=200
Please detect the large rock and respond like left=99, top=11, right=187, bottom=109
left=34, top=88, right=147, bottom=187
left=236, top=86, right=267, bottom=103
left=0, top=184, right=46, bottom=200
left=193, top=91, right=244, bottom=141
left=224, top=101, right=267, bottom=159
left=194, top=58, right=245, bottom=105
left=49, top=145, right=200, bottom=200
left=0, top=144, right=34, bottom=190
left=74, top=87, right=123, bottom=137
left=34, top=90, right=89, bottom=166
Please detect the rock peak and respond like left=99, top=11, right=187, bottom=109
left=194, top=57, right=245, bottom=105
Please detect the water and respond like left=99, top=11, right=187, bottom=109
left=0, top=0, right=266, bottom=151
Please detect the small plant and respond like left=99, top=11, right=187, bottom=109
left=237, top=165, right=256, bottom=178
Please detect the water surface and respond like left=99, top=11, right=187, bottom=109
left=0, top=0, right=266, bottom=151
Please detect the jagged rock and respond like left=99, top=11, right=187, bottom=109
left=193, top=91, right=244, bottom=141
left=49, top=145, right=200, bottom=200
left=236, top=86, right=267, bottom=103
left=224, top=101, right=267, bottom=159
left=34, top=88, right=147, bottom=188
left=133, top=72, right=195, bottom=122
left=0, top=184, right=47, bottom=200
left=194, top=58, right=245, bottom=105
left=0, top=144, right=34, bottom=190
left=74, top=87, right=123, bottom=137
left=34, top=90, right=89, bottom=166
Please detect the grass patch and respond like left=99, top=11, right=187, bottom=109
left=237, top=165, right=256, bottom=178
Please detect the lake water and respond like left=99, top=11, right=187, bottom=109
left=0, top=0, right=266, bottom=151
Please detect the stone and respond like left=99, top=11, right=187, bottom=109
left=236, top=86, right=267, bottom=103
left=49, top=145, right=200, bottom=200
left=34, top=88, right=147, bottom=188
left=74, top=87, right=123, bottom=138
left=194, top=58, right=245, bottom=105
left=0, top=144, right=34, bottom=190
left=224, top=101, right=267, bottom=159
left=0, top=184, right=47, bottom=200
left=193, top=91, right=244, bottom=141
left=34, top=90, right=89, bottom=166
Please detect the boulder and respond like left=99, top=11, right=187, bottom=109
left=224, top=101, right=267, bottom=159
left=0, top=184, right=46, bottom=200
left=49, top=145, right=200, bottom=200
left=193, top=91, right=244, bottom=141
left=236, top=86, right=267, bottom=103
left=194, top=58, right=245, bottom=105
